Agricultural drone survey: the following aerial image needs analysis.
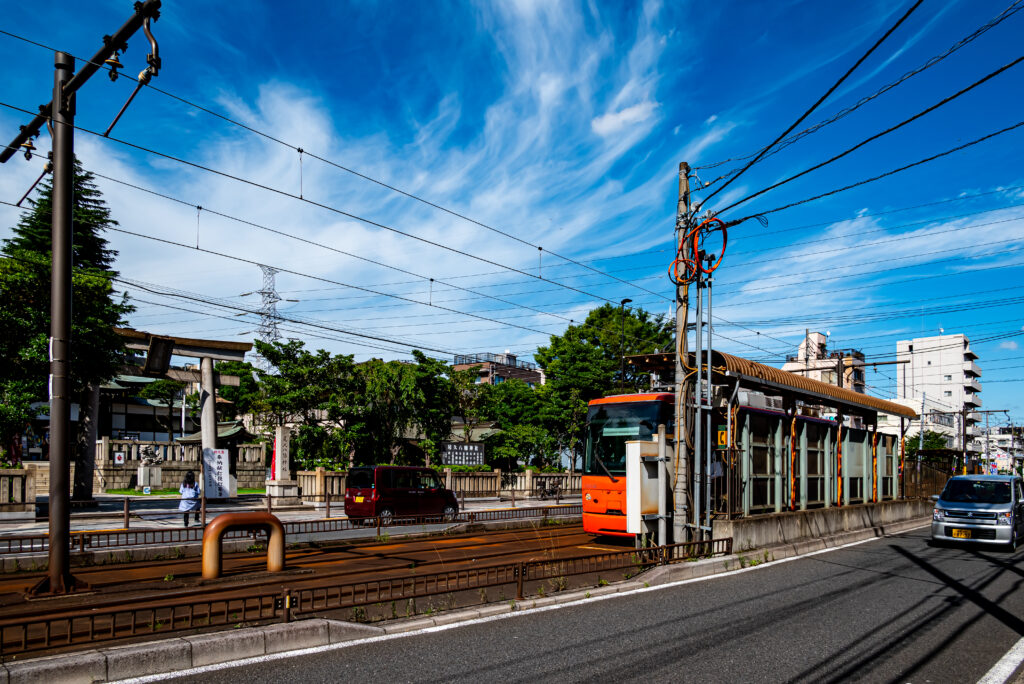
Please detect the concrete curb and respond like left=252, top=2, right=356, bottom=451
left=0, top=516, right=930, bottom=682
left=0, top=619, right=385, bottom=683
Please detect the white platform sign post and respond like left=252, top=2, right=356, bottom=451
left=202, top=448, right=235, bottom=498
left=625, top=433, right=674, bottom=546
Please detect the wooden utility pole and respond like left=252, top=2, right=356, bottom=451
left=673, top=162, right=691, bottom=544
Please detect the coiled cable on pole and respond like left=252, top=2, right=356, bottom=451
left=668, top=216, right=728, bottom=285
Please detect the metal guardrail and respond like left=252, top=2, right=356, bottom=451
left=0, top=535, right=730, bottom=658
left=0, top=505, right=584, bottom=556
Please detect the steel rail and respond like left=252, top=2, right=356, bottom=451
left=0, top=505, right=583, bottom=556
left=0, top=536, right=730, bottom=658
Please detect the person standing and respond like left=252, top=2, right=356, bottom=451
left=179, top=471, right=201, bottom=527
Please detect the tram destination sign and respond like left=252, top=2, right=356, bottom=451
left=441, top=441, right=485, bottom=466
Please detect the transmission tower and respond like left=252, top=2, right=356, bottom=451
left=253, top=265, right=282, bottom=370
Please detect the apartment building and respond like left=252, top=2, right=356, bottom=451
left=781, top=332, right=866, bottom=393
left=452, top=351, right=544, bottom=387
left=894, top=333, right=981, bottom=447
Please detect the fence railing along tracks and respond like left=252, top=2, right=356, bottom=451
left=0, top=504, right=583, bottom=556
left=0, top=535, right=730, bottom=659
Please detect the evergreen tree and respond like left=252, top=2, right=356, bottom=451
left=0, top=159, right=132, bottom=498
left=3, top=159, right=119, bottom=271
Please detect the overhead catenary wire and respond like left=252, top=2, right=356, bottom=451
left=697, top=0, right=924, bottom=208
left=0, top=99, right=651, bottom=312
left=721, top=118, right=1024, bottom=227
left=695, top=0, right=1024, bottom=175
left=713, top=55, right=1024, bottom=216
left=0, top=28, right=667, bottom=302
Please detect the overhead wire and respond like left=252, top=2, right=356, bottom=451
left=721, top=118, right=1024, bottom=227
left=695, top=0, right=1024, bottom=175
left=697, top=0, right=924, bottom=208
left=714, top=55, right=1024, bottom=216
left=0, top=99, right=649, bottom=312
left=0, top=27, right=668, bottom=302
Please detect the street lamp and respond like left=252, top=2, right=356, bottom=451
left=620, top=298, right=632, bottom=391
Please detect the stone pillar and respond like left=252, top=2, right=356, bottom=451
left=315, top=467, right=326, bottom=499
left=199, top=357, right=217, bottom=454
left=525, top=468, right=534, bottom=497
left=266, top=425, right=299, bottom=504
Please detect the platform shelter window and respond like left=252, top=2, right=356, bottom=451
left=748, top=412, right=779, bottom=514
left=805, top=421, right=826, bottom=507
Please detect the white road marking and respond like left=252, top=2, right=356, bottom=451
left=115, top=525, right=928, bottom=683
left=977, top=636, right=1024, bottom=684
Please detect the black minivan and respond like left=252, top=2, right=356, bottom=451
left=344, top=466, right=459, bottom=524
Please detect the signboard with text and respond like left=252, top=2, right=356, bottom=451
left=441, top=442, right=485, bottom=466
left=203, top=448, right=236, bottom=498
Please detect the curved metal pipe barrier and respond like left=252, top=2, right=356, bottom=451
left=202, top=512, right=285, bottom=580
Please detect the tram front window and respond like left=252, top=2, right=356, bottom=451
left=584, top=402, right=667, bottom=477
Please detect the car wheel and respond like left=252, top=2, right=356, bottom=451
left=1009, top=527, right=1019, bottom=552
left=442, top=505, right=457, bottom=522
left=379, top=508, right=394, bottom=527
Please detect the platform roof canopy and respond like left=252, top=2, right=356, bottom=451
left=626, top=350, right=917, bottom=420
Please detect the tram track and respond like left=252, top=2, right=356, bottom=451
left=0, top=523, right=618, bottom=621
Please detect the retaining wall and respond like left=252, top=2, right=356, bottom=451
left=712, top=499, right=934, bottom=550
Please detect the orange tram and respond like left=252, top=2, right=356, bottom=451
left=582, top=351, right=921, bottom=539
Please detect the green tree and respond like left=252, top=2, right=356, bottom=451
left=533, top=303, right=671, bottom=471
left=0, top=161, right=132, bottom=498
left=451, top=365, right=487, bottom=443
left=356, top=358, right=419, bottom=465
left=213, top=360, right=261, bottom=419
left=138, top=379, right=186, bottom=442
left=906, top=430, right=950, bottom=460
left=410, top=351, right=455, bottom=466
left=249, top=339, right=358, bottom=469
left=485, top=423, right=555, bottom=472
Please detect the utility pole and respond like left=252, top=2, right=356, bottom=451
left=0, top=0, right=162, bottom=595
left=918, top=392, right=926, bottom=474
left=46, top=50, right=75, bottom=595
left=985, top=411, right=990, bottom=473
left=673, top=162, right=691, bottom=544
left=961, top=407, right=968, bottom=475
left=619, top=298, right=632, bottom=392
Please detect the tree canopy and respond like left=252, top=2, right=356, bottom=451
left=228, top=304, right=673, bottom=473
left=0, top=161, right=132, bottom=472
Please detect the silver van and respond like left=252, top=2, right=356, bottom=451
left=931, top=475, right=1024, bottom=548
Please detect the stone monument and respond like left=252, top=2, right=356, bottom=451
left=136, top=445, right=163, bottom=490
left=265, top=426, right=300, bottom=504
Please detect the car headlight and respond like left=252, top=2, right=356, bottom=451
left=997, top=512, right=1013, bottom=526
left=933, top=508, right=945, bottom=521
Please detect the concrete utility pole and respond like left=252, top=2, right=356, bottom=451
left=918, top=392, right=926, bottom=476
left=985, top=411, right=990, bottom=472
left=673, top=162, right=691, bottom=544
left=0, top=0, right=163, bottom=595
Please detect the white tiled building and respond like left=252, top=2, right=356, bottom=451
left=893, top=333, right=981, bottom=448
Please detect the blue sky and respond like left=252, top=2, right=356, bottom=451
left=0, top=0, right=1023, bottom=424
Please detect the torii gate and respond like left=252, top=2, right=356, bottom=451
left=116, top=328, right=252, bottom=513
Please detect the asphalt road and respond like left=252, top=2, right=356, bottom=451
left=161, top=525, right=1024, bottom=683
